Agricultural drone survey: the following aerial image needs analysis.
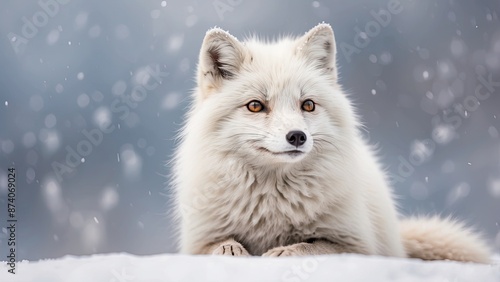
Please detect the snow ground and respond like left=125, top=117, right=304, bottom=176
left=1, top=253, right=499, bottom=282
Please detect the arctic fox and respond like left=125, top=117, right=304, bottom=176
left=172, top=23, right=491, bottom=263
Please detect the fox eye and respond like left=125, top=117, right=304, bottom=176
left=301, top=99, right=315, bottom=112
left=247, top=100, right=264, bottom=112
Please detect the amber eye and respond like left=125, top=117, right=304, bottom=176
left=301, top=99, right=315, bottom=112
left=247, top=100, right=264, bottom=112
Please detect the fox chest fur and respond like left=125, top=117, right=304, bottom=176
left=204, top=166, right=329, bottom=255
left=177, top=153, right=371, bottom=255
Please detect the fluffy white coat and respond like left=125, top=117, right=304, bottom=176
left=172, top=23, right=491, bottom=263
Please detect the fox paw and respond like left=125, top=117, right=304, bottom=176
left=212, top=242, right=250, bottom=256
left=262, top=243, right=313, bottom=257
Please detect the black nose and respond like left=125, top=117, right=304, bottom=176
left=286, top=131, right=307, bottom=147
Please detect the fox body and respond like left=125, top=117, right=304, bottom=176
left=172, top=23, right=491, bottom=263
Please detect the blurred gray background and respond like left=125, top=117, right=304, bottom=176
left=0, top=0, right=499, bottom=260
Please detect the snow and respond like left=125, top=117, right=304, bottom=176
left=74, top=12, right=89, bottom=30
left=44, top=114, right=57, bottom=128
left=88, top=25, right=101, bottom=38
left=77, top=93, right=90, bottom=108
left=93, top=106, right=112, bottom=130
left=55, top=83, right=64, bottom=93
left=77, top=72, right=85, bottom=80
left=112, top=80, right=127, bottom=96
left=151, top=9, right=161, bottom=19
left=1, top=139, right=14, bottom=154
left=161, top=92, right=181, bottom=110
left=410, top=181, right=428, bottom=200
left=26, top=167, right=36, bottom=183
left=166, top=34, right=184, bottom=53
left=46, top=29, right=60, bottom=45
left=489, top=126, right=499, bottom=138
left=29, top=95, right=44, bottom=111
left=100, top=186, right=119, bottom=210
left=446, top=182, right=471, bottom=206
left=185, top=14, right=198, bottom=27
left=115, top=25, right=130, bottom=40
left=489, top=178, right=500, bottom=198
left=42, top=178, right=64, bottom=214
left=1, top=253, right=499, bottom=282
left=120, top=145, right=143, bottom=179
left=379, top=52, right=392, bottom=65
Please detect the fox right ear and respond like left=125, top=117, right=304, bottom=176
left=197, top=28, right=245, bottom=97
left=296, top=23, right=338, bottom=82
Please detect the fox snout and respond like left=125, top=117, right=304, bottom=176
left=286, top=130, right=307, bottom=148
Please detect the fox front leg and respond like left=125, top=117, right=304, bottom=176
left=200, top=238, right=250, bottom=256
left=262, top=239, right=347, bottom=257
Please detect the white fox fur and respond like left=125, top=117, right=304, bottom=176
left=172, top=23, right=491, bottom=263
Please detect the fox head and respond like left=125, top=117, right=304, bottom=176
left=190, top=23, right=359, bottom=166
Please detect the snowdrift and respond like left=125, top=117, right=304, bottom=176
left=1, top=253, right=499, bottom=282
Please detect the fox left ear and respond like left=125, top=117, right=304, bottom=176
left=296, top=23, right=338, bottom=81
left=197, top=27, right=245, bottom=98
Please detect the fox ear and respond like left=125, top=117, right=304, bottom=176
left=197, top=28, right=245, bottom=96
left=296, top=23, right=337, bottom=81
